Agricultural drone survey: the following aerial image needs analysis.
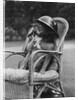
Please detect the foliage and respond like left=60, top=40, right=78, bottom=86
left=5, top=1, right=75, bottom=41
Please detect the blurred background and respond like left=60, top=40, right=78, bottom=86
left=5, top=0, right=75, bottom=41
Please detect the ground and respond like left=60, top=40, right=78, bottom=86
left=4, top=40, right=75, bottom=97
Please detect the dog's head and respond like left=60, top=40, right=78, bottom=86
left=27, top=17, right=59, bottom=50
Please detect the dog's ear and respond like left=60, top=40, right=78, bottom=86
left=41, top=31, right=58, bottom=44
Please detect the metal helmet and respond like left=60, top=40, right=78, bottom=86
left=37, top=16, right=58, bottom=35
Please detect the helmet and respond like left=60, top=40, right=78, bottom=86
left=37, top=16, right=58, bottom=35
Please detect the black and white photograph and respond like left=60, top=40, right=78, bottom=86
left=3, top=0, right=75, bottom=99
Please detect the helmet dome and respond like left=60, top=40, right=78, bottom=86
left=37, top=16, right=58, bottom=34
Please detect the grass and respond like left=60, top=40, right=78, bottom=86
left=4, top=40, right=75, bottom=98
